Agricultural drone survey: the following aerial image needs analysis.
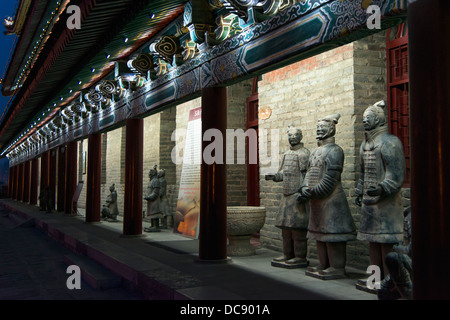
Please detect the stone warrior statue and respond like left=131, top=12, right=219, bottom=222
left=144, top=165, right=163, bottom=232
left=101, top=183, right=119, bottom=221
left=158, top=169, right=171, bottom=229
left=39, top=185, right=52, bottom=213
left=355, top=100, right=406, bottom=283
left=265, top=125, right=310, bottom=268
left=378, top=206, right=413, bottom=300
left=297, top=114, right=356, bottom=279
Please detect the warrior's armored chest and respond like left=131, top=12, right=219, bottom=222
left=363, top=148, right=378, bottom=191
left=307, top=146, right=327, bottom=187
left=282, top=151, right=303, bottom=195
left=148, top=178, right=159, bottom=194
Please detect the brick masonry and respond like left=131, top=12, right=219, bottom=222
left=258, top=41, right=358, bottom=264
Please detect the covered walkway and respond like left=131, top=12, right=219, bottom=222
left=0, top=199, right=375, bottom=300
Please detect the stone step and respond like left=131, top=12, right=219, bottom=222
left=7, top=212, right=35, bottom=228
left=63, top=253, right=122, bottom=291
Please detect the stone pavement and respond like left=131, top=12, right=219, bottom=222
left=0, top=205, right=142, bottom=300
left=0, top=199, right=377, bottom=302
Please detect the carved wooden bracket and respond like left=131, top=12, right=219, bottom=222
left=36, top=129, right=48, bottom=145
left=61, top=108, right=74, bottom=126
left=206, top=12, right=237, bottom=46
left=150, top=35, right=183, bottom=66
left=181, top=37, right=197, bottom=61
left=117, top=75, right=145, bottom=92
left=155, top=59, right=169, bottom=77
left=50, top=117, right=63, bottom=131
left=127, top=53, right=157, bottom=80
left=95, top=79, right=125, bottom=101
left=220, top=0, right=259, bottom=22
left=220, top=0, right=287, bottom=25
left=84, top=88, right=109, bottom=111
left=47, top=121, right=59, bottom=133
left=115, top=60, right=146, bottom=92
left=70, top=101, right=89, bottom=121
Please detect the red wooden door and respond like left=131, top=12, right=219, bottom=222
left=387, top=23, right=410, bottom=186
left=247, top=77, right=260, bottom=206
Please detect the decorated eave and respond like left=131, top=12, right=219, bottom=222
left=1, top=0, right=58, bottom=95
left=2, top=0, right=409, bottom=166
left=2, top=0, right=33, bottom=36
left=0, top=0, right=187, bottom=159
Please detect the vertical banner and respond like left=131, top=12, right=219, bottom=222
left=174, top=107, right=201, bottom=238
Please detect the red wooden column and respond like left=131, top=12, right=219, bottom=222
left=23, top=161, right=31, bottom=203
left=40, top=152, right=49, bottom=200
left=30, top=158, right=39, bottom=205
left=18, top=163, right=24, bottom=201
left=21, top=162, right=27, bottom=201
left=409, top=0, right=450, bottom=300
left=65, top=142, right=78, bottom=214
left=14, top=164, right=19, bottom=200
left=123, top=119, right=143, bottom=236
left=199, top=86, right=228, bottom=261
left=49, top=149, right=57, bottom=210
left=16, top=164, right=20, bottom=201
left=57, top=146, right=66, bottom=212
left=7, top=165, right=12, bottom=198
left=85, top=134, right=101, bottom=223
left=14, top=165, right=19, bottom=200
left=9, top=165, right=15, bottom=199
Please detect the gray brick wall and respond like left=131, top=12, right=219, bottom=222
left=258, top=42, right=358, bottom=265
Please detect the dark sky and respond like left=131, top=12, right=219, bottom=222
left=0, top=1, right=16, bottom=119
left=0, top=1, right=19, bottom=183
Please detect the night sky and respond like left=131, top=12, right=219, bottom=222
left=0, top=1, right=19, bottom=186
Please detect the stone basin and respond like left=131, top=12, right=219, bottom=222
left=227, top=206, right=266, bottom=256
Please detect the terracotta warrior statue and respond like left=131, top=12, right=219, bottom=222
left=355, top=100, right=406, bottom=280
left=144, top=165, right=163, bottom=232
left=158, top=169, right=171, bottom=229
left=297, top=114, right=356, bottom=279
left=378, top=206, right=413, bottom=300
left=101, top=183, right=119, bottom=221
left=265, top=125, right=310, bottom=268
